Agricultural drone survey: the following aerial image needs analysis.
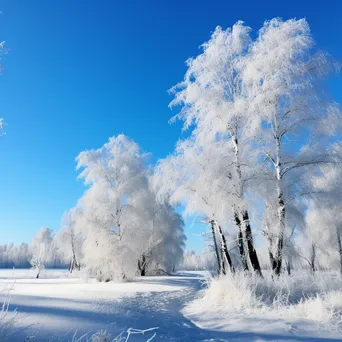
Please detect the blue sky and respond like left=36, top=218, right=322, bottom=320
left=0, top=0, right=341, bottom=252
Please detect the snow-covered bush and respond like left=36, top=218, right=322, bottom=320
left=0, top=297, right=17, bottom=341
left=0, top=283, right=19, bottom=342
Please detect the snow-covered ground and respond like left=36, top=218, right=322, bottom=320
left=1, top=269, right=342, bottom=341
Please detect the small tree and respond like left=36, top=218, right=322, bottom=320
left=30, top=227, right=53, bottom=278
left=54, top=208, right=84, bottom=273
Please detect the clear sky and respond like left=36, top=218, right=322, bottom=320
left=0, top=0, right=341, bottom=252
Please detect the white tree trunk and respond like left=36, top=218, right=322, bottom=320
left=210, top=220, right=223, bottom=275
left=214, top=220, right=235, bottom=274
left=274, top=134, right=286, bottom=276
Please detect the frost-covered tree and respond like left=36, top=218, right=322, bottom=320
left=181, top=247, right=217, bottom=271
left=243, top=18, right=341, bottom=275
left=74, top=135, right=185, bottom=281
left=168, top=22, right=263, bottom=275
left=75, top=135, right=148, bottom=281
left=133, top=192, right=185, bottom=276
left=162, top=18, right=341, bottom=277
left=30, top=227, right=54, bottom=278
left=54, top=208, right=84, bottom=273
left=154, top=137, right=237, bottom=275
left=304, top=144, right=342, bottom=273
left=0, top=243, right=31, bottom=268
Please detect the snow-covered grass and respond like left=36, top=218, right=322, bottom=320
left=0, top=278, right=22, bottom=342
left=2, top=269, right=342, bottom=341
left=184, top=270, right=342, bottom=337
left=0, top=292, right=17, bottom=342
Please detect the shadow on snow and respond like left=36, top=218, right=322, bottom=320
left=3, top=274, right=341, bottom=341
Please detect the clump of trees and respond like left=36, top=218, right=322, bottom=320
left=181, top=248, right=217, bottom=271
left=2, top=18, right=342, bottom=280
left=0, top=243, right=31, bottom=268
left=0, top=228, right=66, bottom=274
left=155, top=18, right=342, bottom=277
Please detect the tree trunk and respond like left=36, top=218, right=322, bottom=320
left=213, top=220, right=235, bottom=274
left=336, top=227, right=342, bottom=275
left=273, top=132, right=285, bottom=276
left=70, top=234, right=80, bottom=273
left=269, top=250, right=276, bottom=271
left=68, top=259, right=72, bottom=272
left=266, top=230, right=277, bottom=271
left=286, top=259, right=291, bottom=275
left=234, top=212, right=249, bottom=272
left=311, top=244, right=316, bottom=274
left=210, top=220, right=223, bottom=275
left=138, top=255, right=146, bottom=276
left=273, top=192, right=285, bottom=276
left=231, top=134, right=260, bottom=276
left=242, top=211, right=263, bottom=277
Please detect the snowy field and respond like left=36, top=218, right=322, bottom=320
left=1, top=269, right=342, bottom=341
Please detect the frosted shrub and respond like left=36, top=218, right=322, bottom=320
left=195, top=273, right=264, bottom=313
left=0, top=295, right=18, bottom=341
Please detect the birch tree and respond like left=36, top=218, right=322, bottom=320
left=243, top=18, right=341, bottom=275
left=54, top=208, right=84, bottom=273
left=153, top=137, right=237, bottom=275
left=169, top=22, right=262, bottom=275
left=306, top=144, right=342, bottom=273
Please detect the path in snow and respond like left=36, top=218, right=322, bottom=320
left=1, top=270, right=342, bottom=341
left=93, top=272, right=342, bottom=342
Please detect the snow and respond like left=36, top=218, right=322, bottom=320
left=0, top=270, right=205, bottom=341
left=1, top=270, right=342, bottom=341
left=183, top=272, right=342, bottom=342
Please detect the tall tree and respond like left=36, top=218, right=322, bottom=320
left=243, top=18, right=341, bottom=275
left=169, top=22, right=262, bottom=275
left=153, top=137, right=237, bottom=275
left=74, top=135, right=185, bottom=281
